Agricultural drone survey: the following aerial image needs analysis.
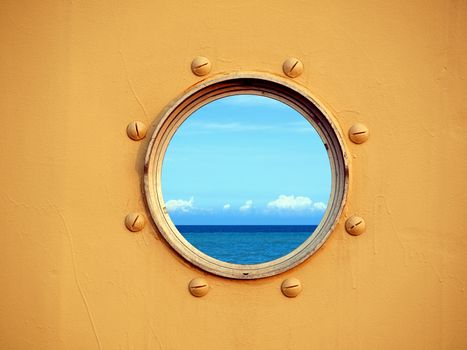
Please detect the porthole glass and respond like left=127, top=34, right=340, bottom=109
left=161, top=95, right=331, bottom=265
left=144, top=74, right=348, bottom=279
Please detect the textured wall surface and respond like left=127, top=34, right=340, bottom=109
left=1, top=1, right=466, bottom=349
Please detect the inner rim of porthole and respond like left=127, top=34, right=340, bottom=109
left=144, top=74, right=348, bottom=279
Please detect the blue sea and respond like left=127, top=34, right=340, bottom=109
left=177, top=225, right=317, bottom=264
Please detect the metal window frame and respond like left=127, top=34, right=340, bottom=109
left=144, top=72, right=349, bottom=279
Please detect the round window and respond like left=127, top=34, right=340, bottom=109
left=144, top=74, right=348, bottom=279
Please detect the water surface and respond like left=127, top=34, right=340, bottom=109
left=177, top=225, right=317, bottom=264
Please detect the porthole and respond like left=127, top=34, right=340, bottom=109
left=144, top=73, right=348, bottom=279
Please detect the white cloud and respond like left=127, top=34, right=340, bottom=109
left=239, top=200, right=253, bottom=212
left=266, top=195, right=327, bottom=212
left=267, top=195, right=311, bottom=210
left=166, top=197, right=194, bottom=213
left=192, top=121, right=314, bottom=133
left=223, top=203, right=231, bottom=210
left=312, top=201, right=327, bottom=211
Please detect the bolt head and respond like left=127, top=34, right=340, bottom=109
left=348, top=123, right=369, bottom=144
left=127, top=121, right=147, bottom=141
left=189, top=278, right=209, bottom=297
left=125, top=212, right=145, bottom=232
left=281, top=278, right=302, bottom=297
left=345, top=216, right=366, bottom=236
left=191, top=56, right=212, bottom=76
left=283, top=57, right=304, bottom=78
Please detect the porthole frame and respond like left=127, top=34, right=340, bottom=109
left=144, top=72, right=349, bottom=279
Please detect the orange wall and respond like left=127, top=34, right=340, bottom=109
left=1, top=1, right=466, bottom=349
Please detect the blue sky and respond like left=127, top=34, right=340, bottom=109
left=161, top=95, right=331, bottom=225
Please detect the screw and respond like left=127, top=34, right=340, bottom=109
left=125, top=213, right=145, bottom=232
left=345, top=216, right=366, bottom=236
left=348, top=123, right=369, bottom=144
left=188, top=278, right=209, bottom=297
left=191, top=56, right=212, bottom=76
left=281, top=278, right=302, bottom=297
left=126, top=121, right=147, bottom=141
left=282, top=57, right=304, bottom=78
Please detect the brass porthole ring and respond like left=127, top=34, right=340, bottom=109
left=144, top=72, right=349, bottom=279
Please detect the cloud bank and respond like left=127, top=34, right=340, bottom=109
left=165, top=195, right=326, bottom=216
left=266, top=195, right=326, bottom=212
left=166, top=197, right=194, bottom=213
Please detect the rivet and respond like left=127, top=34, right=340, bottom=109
left=126, top=121, right=147, bottom=141
left=282, top=57, right=303, bottom=78
left=345, top=216, right=366, bottom=236
left=281, top=278, right=302, bottom=298
left=189, top=278, right=209, bottom=297
left=125, top=212, right=145, bottom=232
left=191, top=56, right=212, bottom=76
left=348, top=123, right=369, bottom=144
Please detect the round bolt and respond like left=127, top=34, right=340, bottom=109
left=345, top=216, right=366, bottom=236
left=191, top=56, right=212, bottom=76
left=125, top=212, right=145, bottom=232
left=126, top=121, right=147, bottom=141
left=282, top=57, right=304, bottom=78
left=348, top=123, right=369, bottom=144
left=188, top=278, right=209, bottom=297
left=281, top=278, right=302, bottom=298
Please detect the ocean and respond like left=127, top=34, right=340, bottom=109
left=177, top=225, right=317, bottom=264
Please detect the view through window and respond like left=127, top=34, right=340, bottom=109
left=161, top=94, right=331, bottom=264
